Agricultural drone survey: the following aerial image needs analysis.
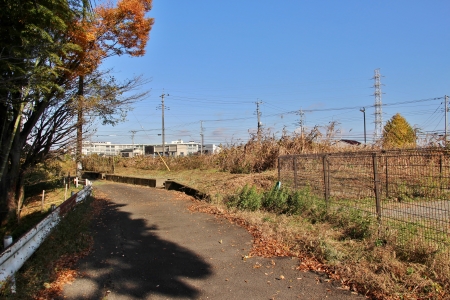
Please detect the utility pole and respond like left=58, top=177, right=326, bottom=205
left=255, top=100, right=262, bottom=138
left=445, top=95, right=448, bottom=145
left=200, top=121, right=204, bottom=155
left=297, top=108, right=305, bottom=138
left=373, top=69, right=384, bottom=141
left=360, top=107, right=366, bottom=144
left=130, top=130, right=137, bottom=149
left=158, top=92, right=169, bottom=156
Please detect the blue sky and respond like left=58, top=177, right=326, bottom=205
left=93, top=0, right=450, bottom=146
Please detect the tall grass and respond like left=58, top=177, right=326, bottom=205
left=83, top=127, right=364, bottom=175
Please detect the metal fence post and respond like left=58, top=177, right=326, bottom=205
left=372, top=153, right=382, bottom=221
left=439, top=154, right=443, bottom=192
left=277, top=157, right=281, bottom=183
left=293, top=156, right=298, bottom=190
left=385, top=155, right=389, bottom=198
left=322, top=155, right=330, bottom=208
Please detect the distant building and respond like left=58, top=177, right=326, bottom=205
left=202, top=144, right=221, bottom=154
left=120, top=148, right=144, bottom=158
left=82, top=141, right=145, bottom=156
left=333, top=139, right=362, bottom=148
left=145, top=140, right=199, bottom=157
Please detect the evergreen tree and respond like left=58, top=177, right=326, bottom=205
left=382, top=113, right=416, bottom=148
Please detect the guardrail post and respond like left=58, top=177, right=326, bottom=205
left=41, top=190, right=45, bottom=212
left=3, top=236, right=15, bottom=293
left=372, top=153, right=382, bottom=222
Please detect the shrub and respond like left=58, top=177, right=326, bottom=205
left=227, top=185, right=262, bottom=211
left=262, top=186, right=290, bottom=213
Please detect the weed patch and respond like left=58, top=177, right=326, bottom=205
left=226, top=185, right=262, bottom=211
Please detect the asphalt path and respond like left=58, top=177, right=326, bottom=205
left=61, top=182, right=365, bottom=300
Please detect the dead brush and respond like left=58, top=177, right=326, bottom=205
left=83, top=123, right=364, bottom=175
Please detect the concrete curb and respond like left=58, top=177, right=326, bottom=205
left=91, top=172, right=210, bottom=201
left=165, top=180, right=211, bottom=201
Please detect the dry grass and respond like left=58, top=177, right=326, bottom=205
left=82, top=126, right=366, bottom=175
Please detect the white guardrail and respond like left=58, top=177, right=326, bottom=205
left=0, top=184, right=92, bottom=287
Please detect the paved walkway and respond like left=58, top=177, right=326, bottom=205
left=61, top=182, right=365, bottom=299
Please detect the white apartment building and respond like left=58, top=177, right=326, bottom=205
left=145, top=140, right=199, bottom=157
left=82, top=141, right=145, bottom=156
left=203, top=144, right=221, bottom=154
left=82, top=140, right=219, bottom=157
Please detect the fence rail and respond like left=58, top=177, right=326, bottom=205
left=278, top=149, right=450, bottom=254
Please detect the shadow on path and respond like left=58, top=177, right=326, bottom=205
left=63, top=200, right=212, bottom=299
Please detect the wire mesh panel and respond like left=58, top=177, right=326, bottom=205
left=379, top=151, right=450, bottom=253
left=327, top=153, right=377, bottom=214
left=278, top=155, right=325, bottom=198
left=278, top=149, right=450, bottom=256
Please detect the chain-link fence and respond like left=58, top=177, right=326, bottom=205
left=278, top=149, right=450, bottom=255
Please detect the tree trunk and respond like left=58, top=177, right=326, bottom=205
left=0, top=132, right=22, bottom=225
left=0, top=102, right=24, bottom=186
left=76, top=75, right=84, bottom=179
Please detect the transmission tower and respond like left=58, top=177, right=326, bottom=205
left=373, top=69, right=384, bottom=140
